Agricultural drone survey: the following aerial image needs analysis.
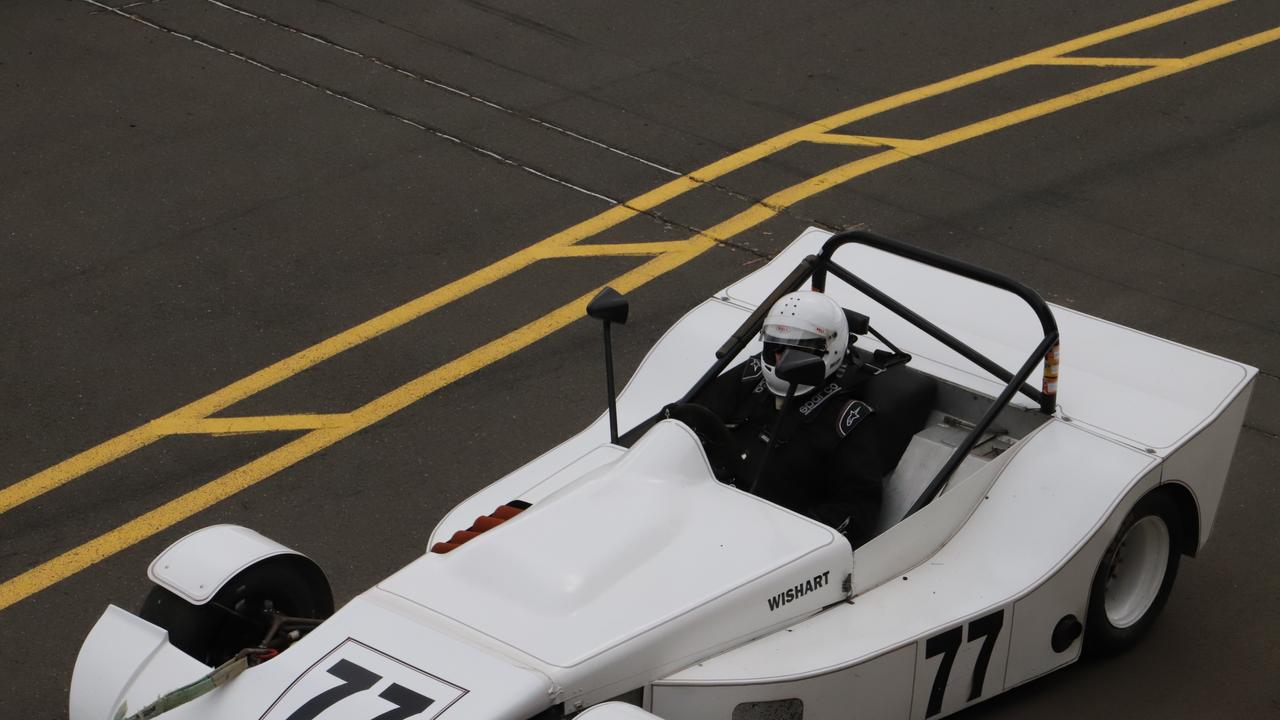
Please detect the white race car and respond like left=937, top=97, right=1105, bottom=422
left=70, top=228, right=1255, bottom=720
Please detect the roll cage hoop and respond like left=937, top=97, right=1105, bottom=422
left=676, top=229, right=1060, bottom=518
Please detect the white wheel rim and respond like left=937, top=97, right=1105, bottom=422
left=1103, top=515, right=1170, bottom=629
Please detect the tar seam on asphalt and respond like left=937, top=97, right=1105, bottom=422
left=203, top=0, right=683, bottom=177
left=197, top=0, right=842, bottom=253
left=1244, top=424, right=1280, bottom=441
left=80, top=0, right=793, bottom=257
left=80, top=1, right=620, bottom=201
left=80, top=0, right=830, bottom=260
left=204, top=0, right=850, bottom=235
left=112, top=0, right=163, bottom=10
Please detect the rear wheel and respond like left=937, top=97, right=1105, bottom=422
left=140, top=556, right=333, bottom=665
left=1085, top=492, right=1181, bottom=656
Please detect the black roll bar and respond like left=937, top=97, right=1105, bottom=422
left=813, top=229, right=1059, bottom=415
left=906, top=332, right=1059, bottom=517
left=673, top=228, right=1060, bottom=517
left=815, top=230, right=1060, bottom=515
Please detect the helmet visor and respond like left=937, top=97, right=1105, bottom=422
left=760, top=330, right=826, bottom=365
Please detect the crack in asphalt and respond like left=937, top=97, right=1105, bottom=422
left=1244, top=424, right=1280, bottom=441
left=89, top=0, right=161, bottom=13
left=202, top=0, right=684, bottom=178
left=81, top=1, right=619, bottom=200
left=309, top=0, right=747, bottom=160
left=117, top=0, right=844, bottom=252
left=312, top=0, right=876, bottom=163
left=82, top=0, right=822, bottom=261
left=194, top=0, right=843, bottom=250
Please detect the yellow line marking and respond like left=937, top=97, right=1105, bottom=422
left=916, top=25, right=1280, bottom=152
left=153, top=415, right=352, bottom=435
left=683, top=0, right=1232, bottom=184
left=805, top=133, right=921, bottom=149
left=4, top=0, right=1274, bottom=611
left=0, top=424, right=167, bottom=513
left=750, top=26, right=1280, bottom=220
left=1035, top=56, right=1183, bottom=67
left=535, top=241, right=696, bottom=258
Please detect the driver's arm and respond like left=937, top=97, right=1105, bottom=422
left=812, top=415, right=889, bottom=545
left=689, top=358, right=756, bottom=422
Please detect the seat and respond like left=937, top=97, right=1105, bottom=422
left=856, top=362, right=937, bottom=476
left=875, top=420, right=989, bottom=532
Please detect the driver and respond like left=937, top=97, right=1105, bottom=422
left=692, top=290, right=933, bottom=547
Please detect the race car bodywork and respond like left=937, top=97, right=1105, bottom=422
left=70, top=228, right=1255, bottom=720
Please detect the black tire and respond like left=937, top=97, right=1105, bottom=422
left=140, top=555, right=333, bottom=665
left=1084, top=491, right=1181, bottom=657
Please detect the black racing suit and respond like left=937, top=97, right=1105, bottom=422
left=693, top=353, right=935, bottom=547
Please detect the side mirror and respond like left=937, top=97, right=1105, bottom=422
left=775, top=349, right=827, bottom=388
left=587, top=287, right=629, bottom=325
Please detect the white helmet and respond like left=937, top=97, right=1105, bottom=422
left=759, top=291, right=849, bottom=396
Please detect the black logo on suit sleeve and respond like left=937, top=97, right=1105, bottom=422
left=836, top=399, right=873, bottom=437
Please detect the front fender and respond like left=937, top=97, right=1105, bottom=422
left=148, top=524, right=318, bottom=605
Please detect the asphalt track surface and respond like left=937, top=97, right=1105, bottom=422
left=2, top=0, right=1278, bottom=717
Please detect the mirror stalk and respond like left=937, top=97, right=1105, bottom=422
left=586, top=287, right=629, bottom=445
left=748, top=381, right=798, bottom=495
left=747, top=348, right=826, bottom=494
left=602, top=320, right=619, bottom=443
